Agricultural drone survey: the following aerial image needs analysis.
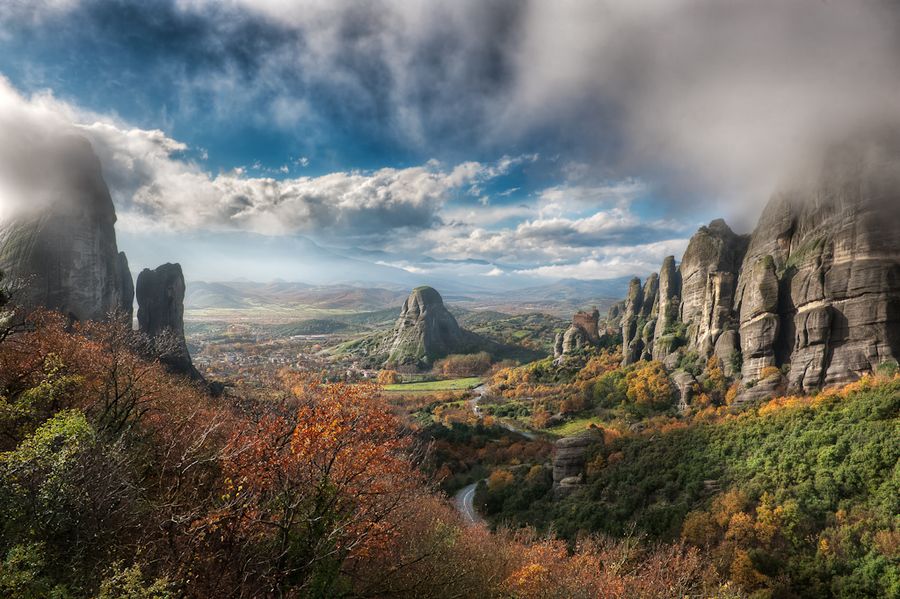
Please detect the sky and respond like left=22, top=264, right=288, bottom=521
left=2, top=0, right=900, bottom=287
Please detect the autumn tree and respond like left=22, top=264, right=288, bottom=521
left=625, top=361, right=676, bottom=414
left=197, top=379, right=421, bottom=595
left=376, top=369, right=401, bottom=385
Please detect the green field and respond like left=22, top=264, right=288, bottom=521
left=383, top=377, right=482, bottom=392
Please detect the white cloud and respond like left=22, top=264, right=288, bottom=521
left=0, top=76, right=537, bottom=244
left=514, top=238, right=690, bottom=280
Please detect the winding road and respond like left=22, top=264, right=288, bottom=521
left=453, top=482, right=483, bottom=526
left=470, top=383, right=537, bottom=441
left=451, top=383, right=543, bottom=525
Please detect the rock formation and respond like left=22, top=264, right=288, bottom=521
left=554, top=308, right=601, bottom=358
left=621, top=277, right=645, bottom=365
left=0, top=134, right=201, bottom=381
left=559, top=134, right=900, bottom=403
left=652, top=256, right=682, bottom=362
left=386, top=286, right=478, bottom=367
left=0, top=136, right=133, bottom=321
left=678, top=219, right=749, bottom=360
left=552, top=427, right=604, bottom=497
left=136, top=263, right=198, bottom=379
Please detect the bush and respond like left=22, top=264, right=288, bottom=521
left=433, top=352, right=492, bottom=377
left=377, top=369, right=401, bottom=385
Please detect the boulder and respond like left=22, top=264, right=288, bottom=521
left=672, top=371, right=698, bottom=413
left=552, top=427, right=604, bottom=497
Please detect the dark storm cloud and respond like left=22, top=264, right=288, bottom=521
left=4, top=0, right=900, bottom=280
left=23, top=0, right=897, bottom=217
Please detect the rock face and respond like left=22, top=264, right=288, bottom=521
left=136, top=263, right=198, bottom=378
left=558, top=135, right=900, bottom=403
left=678, top=219, right=749, bottom=360
left=653, top=256, right=682, bottom=361
left=734, top=138, right=900, bottom=391
left=621, top=277, right=645, bottom=365
left=554, top=308, right=602, bottom=358
left=552, top=427, right=604, bottom=497
left=387, top=286, right=476, bottom=366
left=0, top=136, right=133, bottom=321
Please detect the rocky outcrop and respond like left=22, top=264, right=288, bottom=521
left=604, top=301, right=625, bottom=334
left=679, top=219, right=749, bottom=359
left=672, top=371, right=698, bottom=413
left=387, top=286, right=477, bottom=367
left=552, top=427, right=604, bottom=497
left=557, top=134, right=900, bottom=404
left=621, top=277, right=645, bottom=365
left=734, top=137, right=900, bottom=393
left=554, top=308, right=603, bottom=358
left=0, top=136, right=133, bottom=321
left=136, top=263, right=198, bottom=379
left=653, top=256, right=682, bottom=361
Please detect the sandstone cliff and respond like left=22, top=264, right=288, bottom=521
left=386, top=286, right=480, bottom=367
left=0, top=136, right=133, bottom=321
left=136, top=263, right=199, bottom=379
left=567, top=136, right=900, bottom=403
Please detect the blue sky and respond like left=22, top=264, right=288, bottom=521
left=1, top=0, right=897, bottom=286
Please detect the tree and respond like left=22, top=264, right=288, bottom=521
left=376, top=369, right=401, bottom=385
left=199, top=379, right=421, bottom=595
left=625, top=361, right=676, bottom=413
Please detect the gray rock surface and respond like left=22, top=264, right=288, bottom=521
left=672, top=371, right=698, bottom=412
left=0, top=136, right=133, bottom=321
left=136, top=263, right=198, bottom=378
left=621, top=277, right=645, bottom=365
left=552, top=427, right=604, bottom=496
left=557, top=135, right=900, bottom=401
left=679, top=219, right=749, bottom=359
left=387, top=286, right=475, bottom=366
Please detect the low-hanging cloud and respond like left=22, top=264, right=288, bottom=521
left=0, top=76, right=531, bottom=243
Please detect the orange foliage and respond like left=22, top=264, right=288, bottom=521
left=376, top=369, right=401, bottom=384
left=625, top=361, right=676, bottom=411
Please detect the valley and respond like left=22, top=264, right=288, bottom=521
left=2, top=3, right=899, bottom=597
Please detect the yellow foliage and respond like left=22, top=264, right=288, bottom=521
left=724, top=512, right=756, bottom=545
left=488, top=469, right=514, bottom=491
left=730, top=549, right=767, bottom=590
left=681, top=511, right=719, bottom=547
left=625, top=361, right=676, bottom=410
left=759, top=366, right=782, bottom=380
left=713, top=489, right=749, bottom=528
left=376, top=370, right=401, bottom=385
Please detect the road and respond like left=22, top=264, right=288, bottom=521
left=453, top=481, right=484, bottom=526
left=469, top=384, right=537, bottom=441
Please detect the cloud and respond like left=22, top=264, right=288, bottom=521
left=0, top=76, right=534, bottom=244
left=10, top=1, right=900, bottom=224
left=514, top=238, right=691, bottom=280
left=178, top=0, right=900, bottom=223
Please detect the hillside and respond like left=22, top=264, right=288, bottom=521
left=477, top=374, right=900, bottom=598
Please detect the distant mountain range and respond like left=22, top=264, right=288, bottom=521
left=184, top=277, right=632, bottom=313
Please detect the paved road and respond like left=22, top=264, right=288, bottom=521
left=453, top=481, right=484, bottom=526
left=469, top=384, right=538, bottom=441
